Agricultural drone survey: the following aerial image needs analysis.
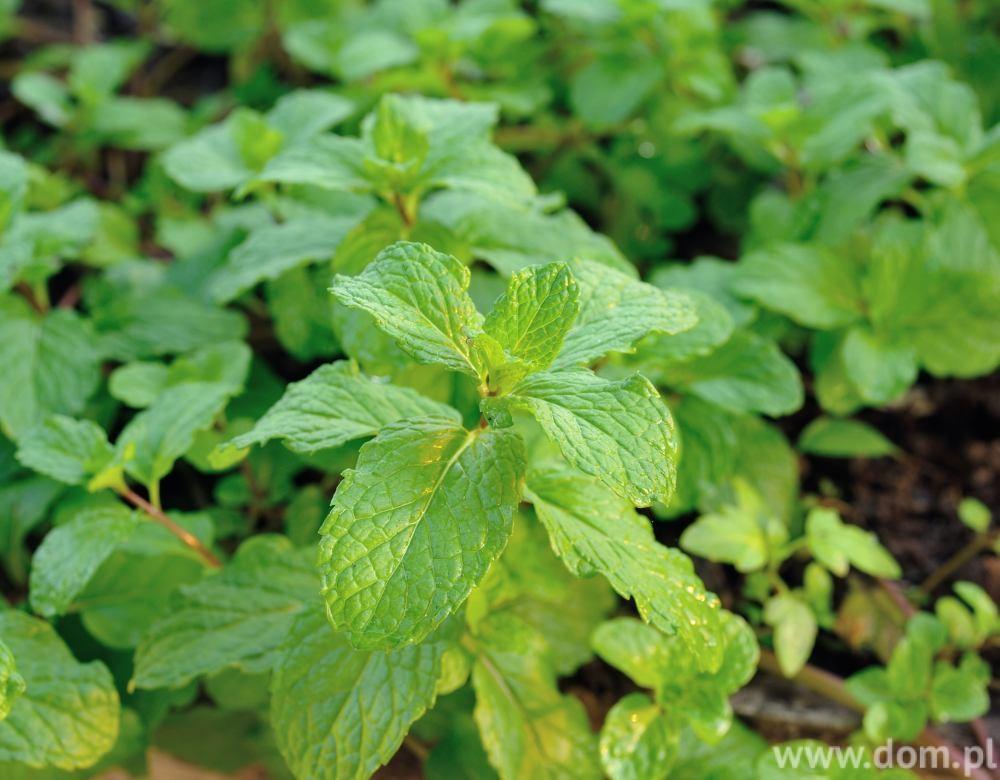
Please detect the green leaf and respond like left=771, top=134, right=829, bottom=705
left=233, top=361, right=458, bottom=454
left=319, top=416, right=525, bottom=648
left=471, top=612, right=599, bottom=780
left=680, top=480, right=787, bottom=573
left=929, top=654, right=990, bottom=723
left=483, top=262, right=579, bottom=374
left=507, top=370, right=677, bottom=506
left=593, top=613, right=757, bottom=744
left=0, top=639, right=24, bottom=722
left=735, top=243, right=863, bottom=329
left=0, top=611, right=119, bottom=769
left=805, top=507, right=901, bottom=578
left=632, top=289, right=735, bottom=368
left=958, top=499, right=991, bottom=533
left=798, top=417, right=898, bottom=458
left=468, top=513, right=615, bottom=677
left=554, top=261, right=696, bottom=370
left=599, top=693, right=676, bottom=780
left=526, top=463, right=724, bottom=670
left=0, top=296, right=102, bottom=440
left=656, top=331, right=804, bottom=417
left=16, top=415, right=114, bottom=484
left=116, top=382, right=232, bottom=487
left=571, top=53, right=661, bottom=128
left=133, top=535, right=317, bottom=689
left=270, top=607, right=447, bottom=780
left=91, top=285, right=248, bottom=361
left=209, top=216, right=356, bottom=303
left=76, top=514, right=213, bottom=649
left=110, top=341, right=250, bottom=410
left=255, top=134, right=369, bottom=191
left=28, top=505, right=139, bottom=617
left=841, top=327, right=918, bottom=406
left=330, top=241, right=486, bottom=377
left=764, top=594, right=818, bottom=677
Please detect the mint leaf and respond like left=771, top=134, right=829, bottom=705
left=593, top=614, right=758, bottom=743
left=116, top=382, right=232, bottom=487
left=806, top=507, right=901, bottom=579
left=471, top=612, right=599, bottom=780
left=270, top=607, right=447, bottom=780
left=29, top=506, right=139, bottom=617
left=507, top=370, right=677, bottom=506
left=680, top=480, right=787, bottom=573
left=133, top=535, right=317, bottom=689
left=233, top=361, right=458, bottom=454
left=0, top=296, right=102, bottom=439
left=554, top=261, right=696, bottom=370
left=735, top=243, right=864, bottom=329
left=599, top=693, right=677, bottom=780
left=656, top=332, right=804, bottom=417
left=798, top=416, right=898, bottom=458
left=209, top=216, right=357, bottom=304
left=330, top=242, right=485, bottom=377
left=319, top=416, right=525, bottom=647
left=483, top=262, right=579, bottom=373
left=526, top=463, right=724, bottom=670
left=0, top=640, right=24, bottom=722
left=15, top=415, right=114, bottom=485
left=764, top=594, right=818, bottom=677
left=0, top=611, right=119, bottom=769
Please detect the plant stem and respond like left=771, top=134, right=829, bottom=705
left=117, top=487, right=222, bottom=568
left=920, top=529, right=998, bottom=595
left=757, top=649, right=994, bottom=780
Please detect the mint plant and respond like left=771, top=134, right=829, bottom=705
left=2, top=1, right=997, bottom=778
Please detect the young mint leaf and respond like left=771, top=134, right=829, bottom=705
left=483, top=262, right=579, bottom=374
left=115, top=382, right=233, bottom=487
left=506, top=370, right=677, bottom=505
left=735, top=244, right=864, bottom=329
left=254, top=134, right=370, bottom=191
left=593, top=614, right=758, bottom=743
left=270, top=607, right=448, bottom=780
left=15, top=415, right=114, bottom=485
left=798, top=416, right=898, bottom=458
left=763, top=594, right=818, bottom=677
left=233, top=361, right=458, bottom=454
left=632, top=288, right=735, bottom=367
left=599, top=692, right=677, bottom=780
left=110, top=341, right=250, bottom=411
left=0, top=296, right=102, bottom=440
left=553, top=260, right=696, bottom=370
left=929, top=654, right=990, bottom=723
left=526, top=463, right=724, bottom=670
left=28, top=506, right=139, bottom=617
left=319, top=416, right=525, bottom=648
left=841, top=327, right=918, bottom=406
left=0, top=639, right=24, bottom=722
left=0, top=611, right=119, bottom=769
left=680, top=480, right=787, bottom=573
left=330, top=242, right=486, bottom=378
left=805, top=507, right=901, bottom=578
left=471, top=612, right=600, bottom=780
left=422, top=191, right=630, bottom=276
left=208, top=216, right=357, bottom=304
left=91, top=285, right=248, bottom=361
left=656, top=331, right=804, bottom=417
left=133, top=535, right=317, bottom=690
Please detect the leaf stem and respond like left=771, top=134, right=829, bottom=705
left=920, top=529, right=998, bottom=595
left=117, top=486, right=222, bottom=568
